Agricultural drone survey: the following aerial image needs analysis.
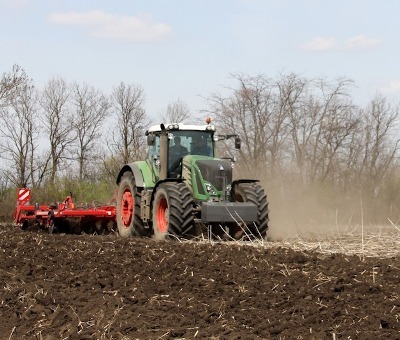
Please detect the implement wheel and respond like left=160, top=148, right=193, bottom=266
left=152, top=182, right=194, bottom=240
left=232, top=182, right=269, bottom=239
left=117, top=171, right=146, bottom=237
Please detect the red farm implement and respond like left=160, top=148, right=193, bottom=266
left=13, top=188, right=117, bottom=234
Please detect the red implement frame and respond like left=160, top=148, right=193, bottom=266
left=13, top=188, right=116, bottom=229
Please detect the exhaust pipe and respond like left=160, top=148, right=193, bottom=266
left=159, top=124, right=168, bottom=180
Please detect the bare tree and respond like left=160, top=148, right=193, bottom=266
left=0, top=73, right=38, bottom=187
left=287, top=77, right=357, bottom=185
left=110, top=82, right=150, bottom=164
left=208, top=74, right=362, bottom=187
left=39, top=76, right=74, bottom=184
left=209, top=73, right=293, bottom=179
left=208, top=74, right=267, bottom=177
left=271, top=73, right=307, bottom=177
left=161, top=98, right=191, bottom=123
left=358, top=95, right=400, bottom=193
left=0, top=64, right=29, bottom=107
left=71, top=82, right=110, bottom=180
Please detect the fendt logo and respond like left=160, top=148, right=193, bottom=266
left=17, top=188, right=31, bottom=203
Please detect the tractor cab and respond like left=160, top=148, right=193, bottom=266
left=146, top=123, right=216, bottom=179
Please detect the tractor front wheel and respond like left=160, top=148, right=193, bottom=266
left=232, top=182, right=269, bottom=239
left=152, top=182, right=194, bottom=240
left=116, top=171, right=146, bottom=237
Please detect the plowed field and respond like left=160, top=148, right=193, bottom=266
left=0, top=223, right=399, bottom=339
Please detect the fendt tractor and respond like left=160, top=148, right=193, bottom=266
left=116, top=118, right=269, bottom=240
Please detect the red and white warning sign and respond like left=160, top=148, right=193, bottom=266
left=17, top=188, right=31, bottom=203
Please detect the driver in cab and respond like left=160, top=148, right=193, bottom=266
left=168, top=136, right=188, bottom=176
left=191, top=136, right=212, bottom=156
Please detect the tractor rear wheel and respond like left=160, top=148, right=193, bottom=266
left=232, top=182, right=269, bottom=239
left=152, top=182, right=194, bottom=240
left=117, top=171, right=146, bottom=237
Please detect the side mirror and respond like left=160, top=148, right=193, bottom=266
left=147, top=134, right=155, bottom=146
left=235, top=136, right=241, bottom=149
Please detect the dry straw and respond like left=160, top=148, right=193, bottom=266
left=267, top=223, right=400, bottom=258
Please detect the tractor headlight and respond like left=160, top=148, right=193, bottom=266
left=205, top=182, right=217, bottom=195
left=167, top=124, right=179, bottom=130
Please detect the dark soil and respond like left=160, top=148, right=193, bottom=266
left=0, top=224, right=399, bottom=339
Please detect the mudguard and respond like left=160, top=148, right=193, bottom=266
left=116, top=161, right=155, bottom=189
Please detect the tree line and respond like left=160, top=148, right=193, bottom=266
left=209, top=73, right=400, bottom=227
left=1, top=65, right=400, bottom=226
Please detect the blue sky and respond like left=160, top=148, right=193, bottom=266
left=1, top=0, right=399, bottom=119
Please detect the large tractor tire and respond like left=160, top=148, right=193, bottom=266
left=117, top=171, right=146, bottom=237
left=152, top=182, right=195, bottom=240
left=231, top=182, right=269, bottom=239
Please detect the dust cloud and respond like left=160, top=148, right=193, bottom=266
left=261, top=180, right=377, bottom=241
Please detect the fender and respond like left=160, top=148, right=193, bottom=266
left=149, top=177, right=183, bottom=207
left=231, top=179, right=259, bottom=187
left=116, top=162, right=149, bottom=188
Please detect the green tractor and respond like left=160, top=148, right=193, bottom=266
left=116, top=120, right=269, bottom=240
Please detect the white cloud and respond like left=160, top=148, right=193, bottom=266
left=303, top=35, right=382, bottom=52
left=345, top=35, right=381, bottom=50
left=48, top=10, right=171, bottom=43
left=302, top=37, right=337, bottom=52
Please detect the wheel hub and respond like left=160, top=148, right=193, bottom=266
left=157, top=197, right=169, bottom=233
left=121, top=188, right=134, bottom=228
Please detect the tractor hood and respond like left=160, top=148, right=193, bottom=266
left=182, top=156, right=232, bottom=200
left=195, top=158, right=232, bottom=191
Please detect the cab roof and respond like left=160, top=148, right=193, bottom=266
left=146, top=123, right=216, bottom=134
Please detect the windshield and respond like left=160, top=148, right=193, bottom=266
left=169, top=131, right=214, bottom=158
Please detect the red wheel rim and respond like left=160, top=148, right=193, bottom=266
left=157, top=197, right=168, bottom=233
left=121, top=188, right=134, bottom=228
